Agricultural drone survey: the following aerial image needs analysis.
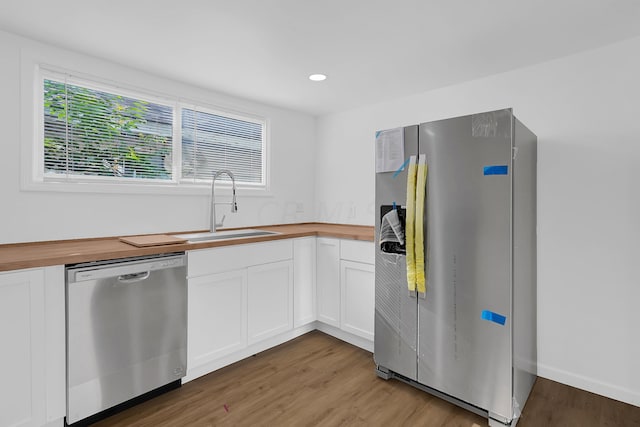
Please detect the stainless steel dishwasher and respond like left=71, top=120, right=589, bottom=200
left=66, top=253, right=187, bottom=426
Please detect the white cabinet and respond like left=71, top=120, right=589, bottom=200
left=315, top=238, right=375, bottom=350
left=186, top=235, right=375, bottom=378
left=340, top=260, right=375, bottom=341
left=186, top=240, right=297, bottom=379
left=0, top=266, right=65, bottom=427
left=316, top=238, right=341, bottom=327
left=248, top=260, right=293, bottom=344
left=293, top=237, right=316, bottom=327
left=188, top=269, right=247, bottom=369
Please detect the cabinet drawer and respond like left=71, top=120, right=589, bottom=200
left=340, top=239, right=374, bottom=265
left=188, top=240, right=293, bottom=277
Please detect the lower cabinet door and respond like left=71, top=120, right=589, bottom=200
left=316, top=238, right=341, bottom=327
left=248, top=260, right=294, bottom=345
left=188, top=269, right=248, bottom=369
left=293, top=237, right=316, bottom=327
left=0, top=269, right=47, bottom=427
left=340, top=260, right=375, bottom=341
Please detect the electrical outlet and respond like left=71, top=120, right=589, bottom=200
left=296, top=203, right=304, bottom=213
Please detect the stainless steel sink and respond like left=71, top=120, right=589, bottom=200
left=175, top=229, right=280, bottom=243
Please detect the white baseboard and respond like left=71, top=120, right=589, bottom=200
left=537, top=362, right=640, bottom=407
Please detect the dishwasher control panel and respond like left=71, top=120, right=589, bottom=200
left=68, top=253, right=186, bottom=282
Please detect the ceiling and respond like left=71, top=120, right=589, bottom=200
left=1, top=1, right=639, bottom=116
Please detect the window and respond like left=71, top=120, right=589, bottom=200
left=181, top=108, right=265, bottom=186
left=43, top=77, right=174, bottom=182
left=36, top=69, right=267, bottom=191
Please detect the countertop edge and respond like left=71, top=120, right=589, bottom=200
left=0, top=223, right=374, bottom=272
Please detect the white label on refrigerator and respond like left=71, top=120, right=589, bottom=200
left=375, top=127, right=404, bottom=173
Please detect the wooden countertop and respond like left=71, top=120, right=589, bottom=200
left=0, top=223, right=374, bottom=272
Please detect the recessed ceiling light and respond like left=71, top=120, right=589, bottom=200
left=309, top=74, right=327, bottom=82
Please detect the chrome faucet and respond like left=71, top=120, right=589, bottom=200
left=210, top=170, right=238, bottom=232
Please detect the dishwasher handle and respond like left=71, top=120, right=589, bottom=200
left=117, top=271, right=151, bottom=284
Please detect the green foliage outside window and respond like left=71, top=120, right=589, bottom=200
left=43, top=79, right=172, bottom=179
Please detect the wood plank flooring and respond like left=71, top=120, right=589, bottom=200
left=94, top=331, right=640, bottom=427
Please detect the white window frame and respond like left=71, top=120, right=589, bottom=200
left=22, top=62, right=270, bottom=196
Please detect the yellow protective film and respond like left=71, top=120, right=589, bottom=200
left=405, top=156, right=417, bottom=292
left=415, top=155, right=427, bottom=294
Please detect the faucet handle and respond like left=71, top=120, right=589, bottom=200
left=215, top=214, right=226, bottom=228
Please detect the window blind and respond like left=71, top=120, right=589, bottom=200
left=43, top=77, right=174, bottom=181
left=181, top=108, right=264, bottom=185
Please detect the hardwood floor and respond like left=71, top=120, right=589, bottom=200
left=94, top=331, right=639, bottom=427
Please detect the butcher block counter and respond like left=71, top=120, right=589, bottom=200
left=0, top=223, right=374, bottom=272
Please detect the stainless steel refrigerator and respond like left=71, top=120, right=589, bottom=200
left=374, top=108, right=536, bottom=427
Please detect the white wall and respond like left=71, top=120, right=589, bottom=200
left=0, top=30, right=316, bottom=244
left=315, top=37, right=640, bottom=406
